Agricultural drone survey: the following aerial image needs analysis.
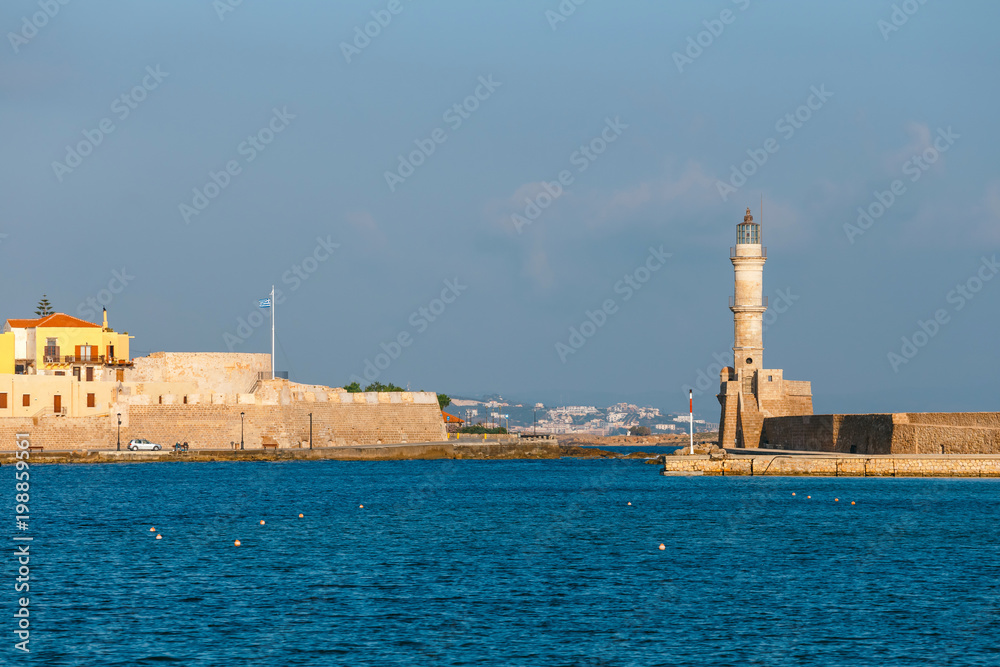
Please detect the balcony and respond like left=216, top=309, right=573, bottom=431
left=730, top=246, right=767, bottom=259
left=729, top=296, right=769, bottom=308
left=43, top=354, right=103, bottom=364
left=41, top=355, right=131, bottom=365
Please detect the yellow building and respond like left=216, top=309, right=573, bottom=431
left=0, top=374, right=120, bottom=418
left=1, top=310, right=132, bottom=380
left=0, top=310, right=133, bottom=417
left=0, top=330, right=12, bottom=375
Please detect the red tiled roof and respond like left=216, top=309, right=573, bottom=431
left=8, top=313, right=100, bottom=329
left=6, top=318, right=41, bottom=328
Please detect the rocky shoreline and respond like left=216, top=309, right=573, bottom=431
left=0, top=440, right=666, bottom=465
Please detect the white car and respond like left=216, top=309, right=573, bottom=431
left=128, top=438, right=162, bottom=451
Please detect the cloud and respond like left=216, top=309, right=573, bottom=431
left=755, top=198, right=810, bottom=246
left=344, top=209, right=386, bottom=246
left=0, top=61, right=71, bottom=93
left=882, top=122, right=934, bottom=174
left=489, top=162, right=717, bottom=237
left=524, top=248, right=554, bottom=290
left=888, top=180, right=1000, bottom=248
left=986, top=179, right=1000, bottom=220
left=597, top=161, right=717, bottom=219
left=484, top=181, right=571, bottom=237
left=977, top=179, right=1000, bottom=243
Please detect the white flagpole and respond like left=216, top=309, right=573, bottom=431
left=270, top=285, right=275, bottom=379
left=689, top=390, right=694, bottom=455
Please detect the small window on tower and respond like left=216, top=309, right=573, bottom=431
left=746, top=357, right=753, bottom=365
left=768, top=376, right=773, bottom=382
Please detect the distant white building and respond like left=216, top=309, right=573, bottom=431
left=607, top=412, right=627, bottom=424
left=549, top=406, right=598, bottom=418
left=608, top=403, right=660, bottom=419
left=451, top=398, right=484, bottom=407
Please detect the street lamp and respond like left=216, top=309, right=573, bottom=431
left=240, top=411, right=245, bottom=450
left=117, top=412, right=121, bottom=451
left=308, top=412, right=313, bottom=449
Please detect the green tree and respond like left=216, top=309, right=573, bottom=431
left=459, top=424, right=507, bottom=435
left=35, top=295, right=54, bottom=316
left=344, top=381, right=362, bottom=393
left=364, top=381, right=404, bottom=392
left=438, top=393, right=451, bottom=410
left=629, top=426, right=651, bottom=436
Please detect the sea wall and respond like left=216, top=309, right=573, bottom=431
left=661, top=455, right=1000, bottom=477
left=0, top=440, right=565, bottom=464
left=763, top=412, right=1000, bottom=455
left=0, top=390, right=446, bottom=450
left=894, top=412, right=1000, bottom=454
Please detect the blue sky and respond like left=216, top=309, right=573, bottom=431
left=2, top=0, right=997, bottom=416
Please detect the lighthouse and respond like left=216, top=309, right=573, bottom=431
left=730, top=208, right=766, bottom=375
left=717, top=207, right=813, bottom=448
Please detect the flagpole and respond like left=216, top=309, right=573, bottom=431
left=689, top=390, right=694, bottom=455
left=271, top=285, right=275, bottom=379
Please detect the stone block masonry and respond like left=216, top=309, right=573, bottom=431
left=0, top=390, right=446, bottom=451
left=764, top=412, right=1000, bottom=455
left=128, top=352, right=269, bottom=394
left=661, top=455, right=1000, bottom=478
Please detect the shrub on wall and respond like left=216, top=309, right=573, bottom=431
left=459, top=424, right=508, bottom=435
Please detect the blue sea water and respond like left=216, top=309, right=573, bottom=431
left=6, top=459, right=1000, bottom=666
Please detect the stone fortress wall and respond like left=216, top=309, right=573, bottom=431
left=0, top=353, right=446, bottom=450
left=764, top=412, right=1000, bottom=455
left=662, top=455, right=1000, bottom=477
left=128, top=351, right=270, bottom=394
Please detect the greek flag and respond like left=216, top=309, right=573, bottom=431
left=258, top=298, right=271, bottom=308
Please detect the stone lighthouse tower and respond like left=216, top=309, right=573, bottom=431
left=717, top=208, right=813, bottom=448
left=731, top=208, right=766, bottom=375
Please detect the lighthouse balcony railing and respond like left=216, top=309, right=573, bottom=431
left=730, top=246, right=767, bottom=259
left=730, top=296, right=769, bottom=308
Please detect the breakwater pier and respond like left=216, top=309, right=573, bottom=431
left=0, top=438, right=584, bottom=465
left=658, top=450, right=1000, bottom=477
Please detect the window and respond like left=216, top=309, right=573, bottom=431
left=0, top=393, right=6, bottom=409
left=87, top=393, right=96, bottom=408
left=107, top=345, right=115, bottom=360
left=22, top=394, right=30, bottom=407
left=116, top=369, right=124, bottom=382
left=746, top=357, right=753, bottom=365
left=183, top=396, right=188, bottom=404
left=768, top=376, right=773, bottom=382
left=77, top=345, right=94, bottom=362
left=73, top=367, right=81, bottom=380
left=86, top=367, right=94, bottom=382
left=44, top=337, right=60, bottom=360
left=55, top=371, right=65, bottom=376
